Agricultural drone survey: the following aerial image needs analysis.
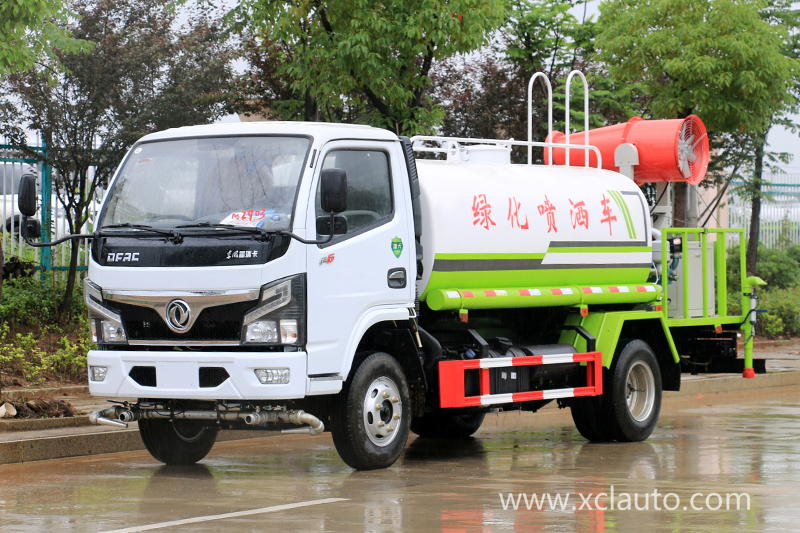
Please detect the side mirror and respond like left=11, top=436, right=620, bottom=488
left=316, top=215, right=348, bottom=236
left=21, top=217, right=41, bottom=241
left=320, top=168, right=347, bottom=214
left=18, top=174, right=38, bottom=217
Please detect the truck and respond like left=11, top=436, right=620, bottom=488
left=16, top=76, right=765, bottom=470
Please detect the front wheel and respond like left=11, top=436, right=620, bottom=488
left=330, top=352, right=411, bottom=470
left=604, top=339, right=662, bottom=442
left=139, top=419, right=218, bottom=465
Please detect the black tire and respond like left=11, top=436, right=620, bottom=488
left=410, top=411, right=485, bottom=439
left=604, top=339, right=662, bottom=442
left=330, top=352, right=411, bottom=470
left=570, top=396, right=614, bottom=442
left=139, top=419, right=218, bottom=465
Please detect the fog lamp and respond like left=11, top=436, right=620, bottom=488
left=254, top=368, right=290, bottom=384
left=90, top=366, right=108, bottom=382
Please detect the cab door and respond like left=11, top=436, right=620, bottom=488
left=305, top=141, right=414, bottom=377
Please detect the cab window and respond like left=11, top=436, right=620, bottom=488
left=316, top=149, right=392, bottom=237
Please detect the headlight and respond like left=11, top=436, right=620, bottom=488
left=242, top=274, right=305, bottom=345
left=84, top=279, right=128, bottom=345
left=245, top=320, right=278, bottom=343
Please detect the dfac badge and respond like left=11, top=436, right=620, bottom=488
left=391, top=237, right=403, bottom=258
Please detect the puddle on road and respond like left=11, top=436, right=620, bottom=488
left=0, top=395, right=799, bottom=532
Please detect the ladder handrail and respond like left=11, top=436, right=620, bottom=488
left=527, top=73, right=553, bottom=166
left=565, top=70, right=590, bottom=167
left=409, top=136, right=603, bottom=169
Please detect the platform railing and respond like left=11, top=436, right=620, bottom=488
left=659, top=227, right=745, bottom=321
left=409, top=137, right=603, bottom=170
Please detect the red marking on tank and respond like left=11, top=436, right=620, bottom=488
left=636, top=286, right=647, bottom=292
left=569, top=199, right=589, bottom=229
left=463, top=291, right=474, bottom=298
left=609, top=286, right=620, bottom=293
left=485, top=290, right=497, bottom=297
left=537, top=195, right=557, bottom=233
left=508, top=197, right=529, bottom=229
left=582, top=287, right=593, bottom=294
left=472, top=194, right=496, bottom=230
left=519, top=289, right=530, bottom=296
left=551, top=288, right=563, bottom=295
left=600, top=194, right=617, bottom=235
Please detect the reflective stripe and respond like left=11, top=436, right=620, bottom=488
left=481, top=393, right=514, bottom=406
left=543, top=388, right=575, bottom=400
left=480, top=357, right=515, bottom=369
left=478, top=354, right=577, bottom=368
left=540, top=354, right=577, bottom=364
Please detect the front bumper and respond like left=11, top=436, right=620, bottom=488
left=87, top=350, right=307, bottom=400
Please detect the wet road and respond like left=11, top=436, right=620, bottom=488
left=1, top=386, right=799, bottom=532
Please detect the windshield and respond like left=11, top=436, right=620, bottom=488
left=99, top=136, right=310, bottom=231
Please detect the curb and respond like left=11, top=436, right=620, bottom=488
left=0, top=428, right=273, bottom=465
left=1, top=371, right=798, bottom=466
left=665, top=370, right=800, bottom=397
left=0, top=416, right=91, bottom=433
left=1, top=385, right=89, bottom=400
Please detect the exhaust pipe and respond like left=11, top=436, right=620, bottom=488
left=283, top=410, right=325, bottom=436
left=91, top=404, right=324, bottom=435
left=244, top=409, right=324, bottom=435
left=89, top=406, right=128, bottom=429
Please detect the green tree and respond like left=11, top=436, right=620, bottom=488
left=1, top=0, right=235, bottom=320
left=430, top=0, right=643, bottom=162
left=232, top=0, right=506, bottom=135
left=0, top=0, right=90, bottom=75
left=596, top=0, right=798, bottom=274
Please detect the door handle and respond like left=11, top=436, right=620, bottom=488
left=387, top=267, right=406, bottom=289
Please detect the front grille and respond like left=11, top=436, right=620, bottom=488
left=112, top=301, right=256, bottom=342
left=130, top=366, right=157, bottom=387
left=199, top=367, right=230, bottom=388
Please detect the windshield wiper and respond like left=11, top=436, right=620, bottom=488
left=175, top=222, right=268, bottom=236
left=97, top=223, right=183, bottom=244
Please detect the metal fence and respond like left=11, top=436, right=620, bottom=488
left=728, top=172, right=800, bottom=249
left=1, top=141, right=104, bottom=278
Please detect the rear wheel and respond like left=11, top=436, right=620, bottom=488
left=410, top=411, right=485, bottom=439
left=139, top=419, right=218, bottom=465
left=604, top=339, right=662, bottom=442
left=330, top=352, right=411, bottom=470
left=570, top=396, right=613, bottom=442
left=571, top=339, right=662, bottom=442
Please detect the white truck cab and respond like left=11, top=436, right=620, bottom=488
left=85, top=122, right=422, bottom=469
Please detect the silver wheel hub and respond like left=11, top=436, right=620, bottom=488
left=362, top=376, right=402, bottom=447
left=626, top=360, right=655, bottom=422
